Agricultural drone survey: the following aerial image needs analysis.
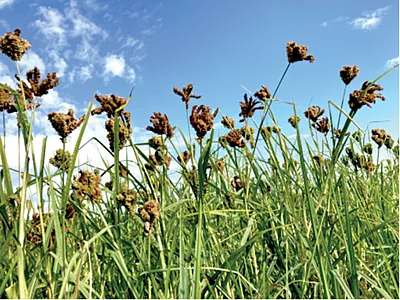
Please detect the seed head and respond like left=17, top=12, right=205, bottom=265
left=254, top=85, right=271, bottom=102
left=231, top=175, right=243, bottom=191
left=221, top=116, right=235, bottom=129
left=363, top=143, right=373, bottom=155
left=190, top=104, right=218, bottom=139
left=371, top=129, right=388, bottom=148
left=340, top=65, right=360, bottom=85
left=239, top=93, right=262, bottom=122
left=117, top=186, right=137, bottom=216
left=48, top=109, right=85, bottom=141
left=173, top=83, right=201, bottom=110
left=49, top=149, right=71, bottom=172
left=348, top=81, right=385, bottom=110
left=71, top=170, right=102, bottom=204
left=177, top=150, right=191, bottom=165
left=148, top=136, right=164, bottom=150
left=146, top=112, right=174, bottom=138
left=138, top=200, right=160, bottom=235
left=215, top=159, right=225, bottom=172
left=226, top=129, right=246, bottom=148
left=288, top=115, right=300, bottom=128
left=312, top=117, right=330, bottom=134
left=92, top=94, right=128, bottom=118
left=304, top=106, right=325, bottom=122
left=286, top=41, right=314, bottom=64
left=0, top=85, right=15, bottom=113
left=105, top=112, right=132, bottom=151
left=0, top=29, right=31, bottom=61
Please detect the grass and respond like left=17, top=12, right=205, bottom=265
left=0, top=35, right=399, bottom=299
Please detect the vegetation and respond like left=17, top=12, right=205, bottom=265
left=0, top=29, right=399, bottom=299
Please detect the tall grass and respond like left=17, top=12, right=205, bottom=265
left=0, top=33, right=399, bottom=299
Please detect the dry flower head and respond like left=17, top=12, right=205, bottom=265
left=304, top=106, right=325, bottom=122
left=0, top=29, right=31, bottom=61
left=146, top=112, right=174, bottom=138
left=226, top=129, right=246, bottom=148
left=221, top=116, right=235, bottom=129
left=286, top=41, right=314, bottom=64
left=92, top=94, right=128, bottom=118
left=340, top=65, right=360, bottom=85
left=71, top=170, right=102, bottom=204
left=254, top=85, right=272, bottom=102
left=190, top=104, right=219, bottom=139
left=239, top=94, right=262, bottom=122
left=48, top=109, right=85, bottom=141
left=173, top=83, right=201, bottom=110
left=348, top=81, right=385, bottom=110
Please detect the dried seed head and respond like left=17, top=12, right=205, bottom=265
left=312, top=154, right=325, bottom=166
left=146, top=112, right=174, bottom=138
left=0, top=29, right=31, bottom=61
left=240, top=126, right=255, bottom=148
left=363, top=143, right=373, bottom=155
left=231, top=175, right=243, bottom=191
left=333, top=129, right=350, bottom=139
left=239, top=94, right=262, bottom=122
left=362, top=161, right=375, bottom=176
left=261, top=126, right=281, bottom=139
left=254, top=85, right=271, bottom=102
left=138, top=200, right=160, bottom=235
left=173, top=83, right=201, bottom=110
left=190, top=104, right=219, bottom=139
left=215, top=159, right=225, bottom=172
left=348, top=81, right=385, bottom=110
left=71, top=170, right=102, bottom=204
left=304, top=106, right=325, bottom=122
left=48, top=109, right=85, bottom=141
left=19, top=67, right=60, bottom=98
left=340, top=65, right=360, bottom=85
left=117, top=186, right=137, bottom=216
left=371, top=129, right=387, bottom=148
left=221, top=116, right=235, bottom=129
left=0, top=85, right=15, bottom=113
left=148, top=136, right=163, bottom=150
left=92, top=94, right=128, bottom=118
left=288, top=115, right=300, bottom=128
left=312, top=117, right=330, bottom=134
left=65, top=202, right=77, bottom=220
left=105, top=113, right=133, bottom=151
left=49, top=149, right=71, bottom=172
left=226, top=129, right=246, bottom=148
left=177, top=150, right=191, bottom=165
left=286, top=41, right=314, bottom=64
left=154, top=148, right=172, bottom=169
left=352, top=131, right=362, bottom=143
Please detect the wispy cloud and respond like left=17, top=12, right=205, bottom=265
left=0, top=0, right=14, bottom=9
left=385, top=57, right=399, bottom=69
left=19, top=51, right=46, bottom=75
left=349, top=6, right=391, bottom=30
left=320, top=21, right=328, bottom=28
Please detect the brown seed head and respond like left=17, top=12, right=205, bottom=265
left=19, top=67, right=59, bottom=98
left=65, top=202, right=77, bottom=220
left=221, top=116, right=235, bottom=129
left=146, top=112, right=174, bottom=138
left=286, top=41, right=314, bottom=64
left=92, top=94, right=128, bottom=118
left=190, top=104, right=219, bottom=139
left=105, top=112, right=133, bottom=151
left=231, top=175, right=243, bottom=191
left=348, top=81, right=385, bottom=110
left=371, top=129, right=388, bottom=148
left=0, top=29, right=31, bottom=61
left=71, top=170, right=102, bottom=204
left=254, top=85, right=272, bottom=102
left=288, top=115, right=300, bottom=128
left=148, top=136, right=164, bottom=150
left=312, top=117, right=330, bottom=134
left=177, top=150, right=191, bottom=165
left=226, top=129, right=246, bottom=148
left=117, top=186, right=137, bottom=216
left=173, top=83, right=201, bottom=110
left=340, top=65, right=360, bottom=85
left=49, top=149, right=71, bottom=171
left=0, top=85, right=15, bottom=113
left=138, top=200, right=160, bottom=235
left=240, top=126, right=255, bottom=148
left=215, top=159, right=225, bottom=172
left=239, top=93, right=262, bottom=122
left=48, top=109, right=85, bottom=141
left=304, top=106, right=325, bottom=122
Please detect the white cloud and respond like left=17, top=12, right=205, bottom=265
left=40, top=89, right=76, bottom=112
left=74, top=39, right=100, bottom=62
left=66, top=1, right=108, bottom=40
left=0, top=0, right=14, bottom=9
left=19, top=51, right=46, bottom=75
left=350, top=6, right=390, bottom=30
left=0, top=19, right=8, bottom=28
left=122, top=36, right=143, bottom=49
left=49, top=51, right=68, bottom=77
left=320, top=21, right=328, bottom=27
left=78, top=64, right=94, bottom=82
left=385, top=57, right=399, bottom=69
left=104, top=54, right=125, bottom=78
left=0, top=61, right=16, bottom=88
left=33, top=6, right=68, bottom=48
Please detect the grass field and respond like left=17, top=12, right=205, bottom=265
left=0, top=29, right=399, bottom=299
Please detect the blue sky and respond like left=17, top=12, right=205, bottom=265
left=0, top=0, right=398, bottom=150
